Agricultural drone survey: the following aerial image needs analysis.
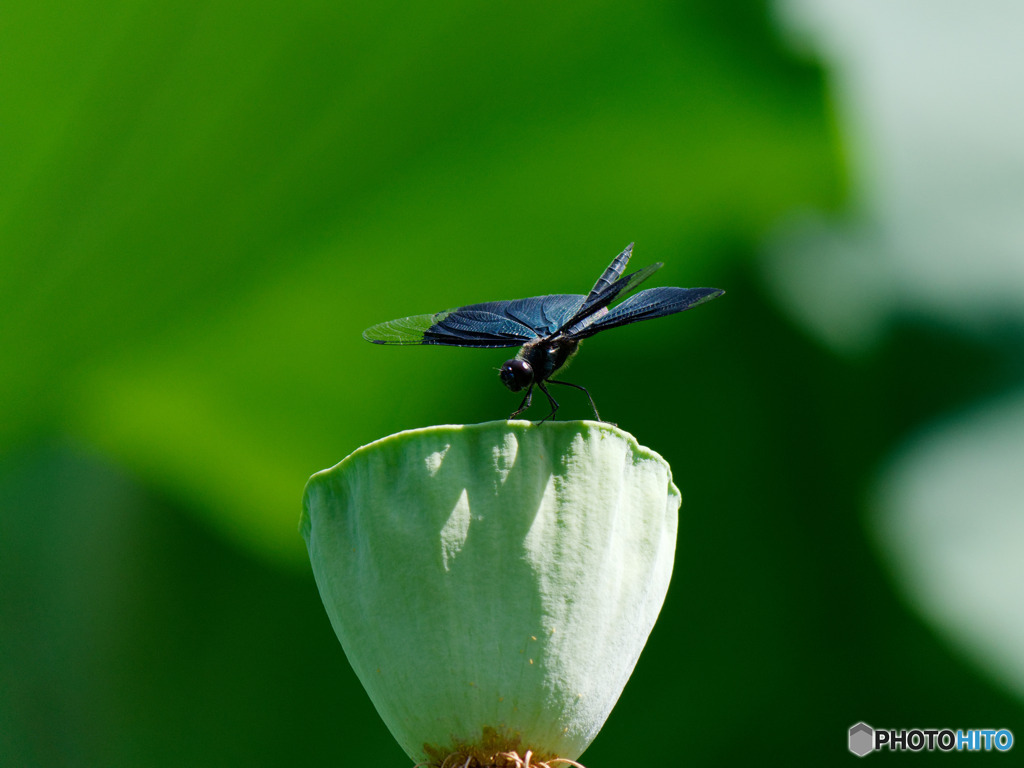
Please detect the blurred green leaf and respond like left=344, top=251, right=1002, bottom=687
left=1, top=0, right=839, bottom=564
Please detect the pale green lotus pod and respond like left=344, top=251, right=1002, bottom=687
left=301, top=420, right=680, bottom=767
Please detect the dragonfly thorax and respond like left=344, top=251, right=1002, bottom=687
left=501, top=336, right=580, bottom=394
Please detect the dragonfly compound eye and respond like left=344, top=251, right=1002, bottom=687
left=500, top=360, right=533, bottom=392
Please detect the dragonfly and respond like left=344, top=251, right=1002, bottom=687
left=363, top=243, right=724, bottom=421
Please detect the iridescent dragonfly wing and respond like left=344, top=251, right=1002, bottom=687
left=363, top=294, right=586, bottom=348
left=571, top=286, right=724, bottom=338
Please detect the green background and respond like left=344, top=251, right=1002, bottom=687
left=2, top=0, right=1021, bottom=765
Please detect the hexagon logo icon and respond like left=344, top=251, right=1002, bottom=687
left=849, top=722, right=875, bottom=757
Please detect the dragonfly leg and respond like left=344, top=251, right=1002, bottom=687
left=536, top=381, right=560, bottom=423
left=509, top=385, right=534, bottom=419
left=547, top=380, right=602, bottom=422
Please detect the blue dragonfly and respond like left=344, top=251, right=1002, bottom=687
left=363, top=243, right=724, bottom=421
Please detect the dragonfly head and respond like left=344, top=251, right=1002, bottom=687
left=500, top=359, right=533, bottom=392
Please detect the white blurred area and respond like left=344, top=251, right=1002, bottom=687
left=875, top=396, right=1024, bottom=698
left=766, top=0, right=1024, bottom=699
left=767, top=0, right=1024, bottom=349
